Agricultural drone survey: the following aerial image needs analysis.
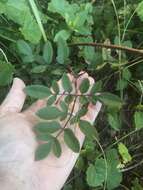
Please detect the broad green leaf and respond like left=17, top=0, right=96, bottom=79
left=79, top=120, right=98, bottom=139
left=36, top=133, right=54, bottom=141
left=62, top=73, right=73, bottom=93
left=43, top=41, right=53, bottom=64
left=86, top=159, right=106, bottom=187
left=97, top=92, right=123, bottom=109
left=52, top=81, right=59, bottom=94
left=60, top=101, right=68, bottom=120
left=56, top=37, right=69, bottom=64
left=35, top=142, right=52, bottom=161
left=53, top=138, right=62, bottom=157
left=0, top=61, right=14, bottom=86
left=118, top=143, right=132, bottom=164
left=134, top=111, right=143, bottom=129
left=79, top=78, right=90, bottom=93
left=107, top=112, right=121, bottom=131
left=17, top=40, right=33, bottom=56
left=35, top=121, right=61, bottom=133
left=64, top=128, right=80, bottom=153
left=37, top=106, right=62, bottom=120
left=1, top=0, right=42, bottom=43
left=24, top=85, right=51, bottom=99
left=106, top=149, right=122, bottom=190
left=86, top=149, right=122, bottom=190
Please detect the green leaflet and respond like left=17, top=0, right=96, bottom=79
left=47, top=95, right=57, bottom=106
left=53, top=138, right=62, bottom=157
left=118, top=143, right=132, bottom=164
left=31, top=65, right=47, bottom=73
left=79, top=78, right=90, bottom=93
left=24, top=85, right=51, bottom=99
left=52, top=80, right=60, bottom=94
left=37, top=106, right=62, bottom=120
left=17, top=40, right=33, bottom=56
left=35, top=121, right=61, bottom=133
left=0, top=61, right=14, bottom=86
left=107, top=112, right=121, bottom=131
left=37, top=133, right=54, bottom=142
left=134, top=111, right=143, bottom=129
left=64, top=128, right=80, bottom=153
left=62, top=73, right=73, bottom=92
left=54, top=30, right=71, bottom=42
left=56, top=37, right=69, bottom=64
left=35, top=142, right=52, bottom=161
left=79, top=120, right=98, bottom=139
left=97, top=92, right=123, bottom=109
left=43, top=41, right=53, bottom=64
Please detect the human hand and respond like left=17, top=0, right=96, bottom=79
left=0, top=73, right=102, bottom=190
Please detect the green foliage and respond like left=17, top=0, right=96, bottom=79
left=79, top=78, right=90, bottom=93
left=118, top=143, right=132, bottom=164
left=62, top=73, right=73, bottom=93
left=79, top=120, right=98, bottom=139
left=43, top=41, right=53, bottom=64
left=64, top=128, right=80, bottom=153
left=1, top=0, right=143, bottom=188
left=86, top=149, right=122, bottom=190
left=37, top=106, right=62, bottom=120
left=0, top=61, right=14, bottom=86
left=134, top=111, right=143, bottom=129
left=35, top=142, right=52, bottom=161
left=97, top=93, right=123, bottom=109
left=0, top=0, right=42, bottom=43
left=35, top=121, right=61, bottom=133
left=56, top=37, right=69, bottom=64
left=24, top=85, right=51, bottom=99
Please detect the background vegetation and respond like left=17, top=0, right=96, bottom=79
left=0, top=0, right=143, bottom=189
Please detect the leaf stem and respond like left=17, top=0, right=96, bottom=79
left=69, top=42, right=143, bottom=56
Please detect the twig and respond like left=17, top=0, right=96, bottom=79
left=69, top=42, right=143, bottom=56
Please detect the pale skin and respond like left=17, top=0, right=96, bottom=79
left=0, top=73, right=102, bottom=190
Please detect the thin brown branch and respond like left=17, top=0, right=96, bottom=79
left=69, top=42, right=143, bottom=56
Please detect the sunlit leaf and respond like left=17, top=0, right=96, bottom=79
left=118, top=143, right=132, bottom=164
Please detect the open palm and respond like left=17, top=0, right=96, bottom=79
left=0, top=73, right=101, bottom=190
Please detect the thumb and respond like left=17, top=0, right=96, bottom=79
left=0, top=78, right=26, bottom=114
